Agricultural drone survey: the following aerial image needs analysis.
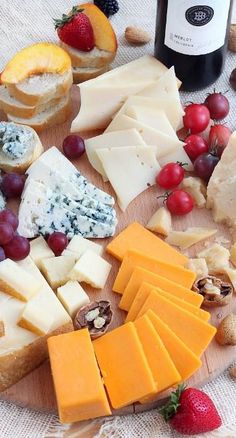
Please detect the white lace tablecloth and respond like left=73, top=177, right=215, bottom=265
left=1, top=1, right=236, bottom=437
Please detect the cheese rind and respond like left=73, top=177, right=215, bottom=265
left=69, top=250, right=111, bottom=289
left=41, top=256, right=76, bottom=289
left=48, top=329, right=111, bottom=423
left=166, top=228, right=217, bottom=250
left=57, top=281, right=90, bottom=318
left=146, top=207, right=172, bottom=236
left=30, top=236, right=54, bottom=269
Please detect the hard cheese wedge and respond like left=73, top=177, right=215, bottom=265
left=147, top=310, right=202, bottom=381
left=166, top=228, right=217, bottom=250
left=127, top=284, right=209, bottom=322
left=48, top=329, right=111, bottom=423
left=96, top=146, right=160, bottom=211
left=136, top=290, right=216, bottom=357
left=113, top=249, right=195, bottom=294
left=106, top=222, right=188, bottom=265
left=126, top=106, right=177, bottom=139
left=93, top=322, right=157, bottom=409
left=134, top=314, right=181, bottom=402
left=121, top=266, right=203, bottom=313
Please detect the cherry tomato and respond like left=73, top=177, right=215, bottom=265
left=166, top=190, right=194, bottom=216
left=209, top=124, right=232, bottom=157
left=204, top=92, right=229, bottom=120
left=156, top=163, right=185, bottom=189
left=183, top=104, right=210, bottom=134
left=184, top=135, right=208, bottom=162
left=194, top=153, right=219, bottom=182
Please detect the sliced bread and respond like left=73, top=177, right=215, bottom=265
left=0, top=122, right=44, bottom=173
left=6, top=69, right=73, bottom=106
left=7, top=94, right=71, bottom=133
left=72, top=65, right=109, bottom=84
left=60, top=42, right=116, bottom=68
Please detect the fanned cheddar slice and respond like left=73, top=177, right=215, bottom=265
left=146, top=310, right=202, bottom=381
left=106, top=222, right=188, bottom=265
left=113, top=249, right=196, bottom=294
left=120, top=266, right=202, bottom=312
left=136, top=290, right=216, bottom=357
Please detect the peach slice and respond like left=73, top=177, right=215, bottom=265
left=80, top=3, right=117, bottom=53
left=1, top=43, right=71, bottom=84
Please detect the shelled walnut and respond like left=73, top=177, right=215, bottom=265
left=74, top=300, right=113, bottom=339
left=193, top=275, right=233, bottom=307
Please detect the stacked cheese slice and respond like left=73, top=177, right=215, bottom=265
left=18, top=147, right=117, bottom=239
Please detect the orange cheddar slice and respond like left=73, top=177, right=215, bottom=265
left=47, top=329, right=111, bottom=423
left=120, top=266, right=203, bottom=311
left=126, top=283, right=210, bottom=322
left=136, top=290, right=216, bottom=357
left=146, top=310, right=202, bottom=381
left=107, top=222, right=188, bottom=265
left=113, top=250, right=196, bottom=294
left=134, top=314, right=181, bottom=402
left=93, top=322, right=157, bottom=409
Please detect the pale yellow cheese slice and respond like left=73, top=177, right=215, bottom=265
left=126, top=106, right=177, bottom=139
left=146, top=207, right=172, bottom=236
left=166, top=228, right=217, bottom=250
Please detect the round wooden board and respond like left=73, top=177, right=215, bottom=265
left=1, top=86, right=236, bottom=417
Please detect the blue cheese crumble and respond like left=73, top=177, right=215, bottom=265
left=0, top=122, right=33, bottom=160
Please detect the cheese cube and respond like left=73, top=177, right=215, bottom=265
left=187, top=258, right=208, bottom=279
left=18, top=301, right=54, bottom=336
left=230, top=243, right=236, bottom=267
left=57, top=281, right=90, bottom=318
left=0, top=258, right=41, bottom=301
left=146, top=207, right=172, bottom=236
left=41, top=256, right=76, bottom=289
left=30, top=236, right=54, bottom=269
left=0, top=321, right=5, bottom=337
left=67, top=235, right=103, bottom=258
left=198, top=244, right=230, bottom=274
left=166, top=227, right=217, bottom=250
left=69, top=250, right=111, bottom=289
left=181, top=177, right=206, bottom=208
left=62, top=249, right=80, bottom=261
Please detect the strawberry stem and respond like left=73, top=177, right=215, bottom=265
left=159, top=383, right=186, bottom=422
left=53, top=6, right=84, bottom=29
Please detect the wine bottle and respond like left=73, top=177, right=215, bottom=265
left=155, top=1, right=233, bottom=91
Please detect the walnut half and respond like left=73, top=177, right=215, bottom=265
left=74, top=301, right=113, bottom=339
left=192, top=275, right=233, bottom=307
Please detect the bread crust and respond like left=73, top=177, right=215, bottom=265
left=0, top=92, right=63, bottom=119
left=0, top=321, right=73, bottom=392
left=72, top=65, right=109, bottom=84
left=60, top=42, right=116, bottom=68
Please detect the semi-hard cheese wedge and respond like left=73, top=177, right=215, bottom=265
left=66, top=235, right=103, bottom=257
left=30, top=236, right=54, bottom=270
left=136, top=290, right=216, bottom=357
left=126, top=284, right=209, bottom=322
left=165, top=228, right=217, bottom=250
left=41, top=256, right=76, bottom=289
left=96, top=146, right=160, bottom=211
left=18, top=300, right=54, bottom=336
left=121, top=267, right=202, bottom=313
left=106, top=222, right=188, bottom=265
left=134, top=314, right=181, bottom=401
left=0, top=258, right=41, bottom=301
left=48, top=329, right=111, bottom=423
left=85, top=128, right=146, bottom=181
left=125, top=106, right=178, bottom=139
left=93, top=322, right=157, bottom=409
left=146, top=310, right=202, bottom=381
left=69, top=250, right=111, bottom=289
left=113, top=249, right=195, bottom=294
left=137, top=66, right=181, bottom=97
left=57, top=281, right=90, bottom=318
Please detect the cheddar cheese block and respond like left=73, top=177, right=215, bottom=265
left=125, top=284, right=210, bottom=322
left=106, top=222, right=188, bottom=265
left=136, top=290, right=216, bottom=357
left=134, top=314, right=181, bottom=402
left=93, top=322, right=157, bottom=409
left=121, top=266, right=203, bottom=312
left=147, top=310, right=202, bottom=381
left=48, top=329, right=111, bottom=423
left=113, top=250, right=196, bottom=294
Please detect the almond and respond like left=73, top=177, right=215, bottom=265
left=229, top=24, right=236, bottom=52
left=216, top=314, right=236, bottom=346
left=229, top=366, right=236, bottom=379
left=125, top=26, right=151, bottom=45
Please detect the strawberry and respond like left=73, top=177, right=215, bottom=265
left=54, top=6, right=95, bottom=52
left=209, top=124, right=232, bottom=157
left=160, top=384, right=222, bottom=435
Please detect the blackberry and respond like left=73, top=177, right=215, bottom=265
left=94, top=0, right=119, bottom=17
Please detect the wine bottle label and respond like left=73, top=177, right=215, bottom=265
left=164, top=0, right=231, bottom=55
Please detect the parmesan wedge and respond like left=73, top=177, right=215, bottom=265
left=146, top=207, right=172, bottom=236
left=180, top=177, right=207, bottom=208
left=166, top=228, right=217, bottom=250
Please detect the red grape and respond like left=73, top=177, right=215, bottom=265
left=0, top=222, right=14, bottom=245
left=0, top=247, right=6, bottom=262
left=47, top=232, right=68, bottom=256
left=4, top=235, right=30, bottom=261
left=209, top=124, right=232, bottom=157
left=204, top=93, right=229, bottom=120
left=194, top=153, right=219, bottom=182
left=184, top=135, right=208, bottom=162
left=157, top=163, right=185, bottom=189
left=166, top=190, right=194, bottom=216
left=0, top=209, right=18, bottom=231
left=1, top=173, right=25, bottom=198
left=63, top=135, right=85, bottom=160
left=183, top=104, right=210, bottom=134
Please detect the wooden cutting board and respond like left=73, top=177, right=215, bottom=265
left=1, top=86, right=236, bottom=417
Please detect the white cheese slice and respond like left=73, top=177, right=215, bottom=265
left=57, top=281, right=90, bottom=318
left=187, top=258, right=208, bottom=279
left=181, top=177, right=207, bottom=208
left=146, top=207, right=172, bottom=236
left=105, top=115, right=184, bottom=160
left=137, top=66, right=181, bottom=97
left=0, top=259, right=41, bottom=302
left=18, top=301, right=54, bottom=336
left=166, top=228, right=217, bottom=250
left=41, top=256, right=76, bottom=289
left=126, top=106, right=178, bottom=139
left=69, top=250, right=111, bottom=289
left=85, top=128, right=146, bottom=181
left=66, top=235, right=103, bottom=257
left=30, top=236, right=54, bottom=269
left=96, top=146, right=160, bottom=211
left=158, top=146, right=193, bottom=171
left=198, top=244, right=230, bottom=274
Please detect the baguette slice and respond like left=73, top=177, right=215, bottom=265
left=6, top=69, right=72, bottom=106
left=72, top=65, right=109, bottom=84
left=7, top=94, right=71, bottom=133
left=0, top=122, right=44, bottom=173
left=60, top=42, right=116, bottom=68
